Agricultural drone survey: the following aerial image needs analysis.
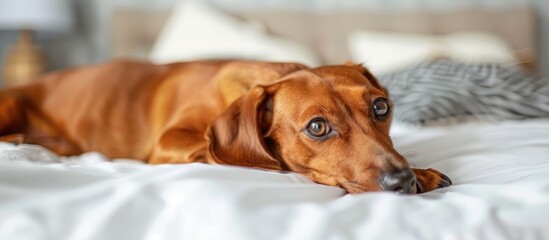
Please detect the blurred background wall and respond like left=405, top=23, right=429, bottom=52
left=0, top=0, right=548, bottom=86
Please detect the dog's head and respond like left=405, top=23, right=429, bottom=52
left=206, top=63, right=417, bottom=194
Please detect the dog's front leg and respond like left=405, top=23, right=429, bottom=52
left=148, top=128, right=208, bottom=164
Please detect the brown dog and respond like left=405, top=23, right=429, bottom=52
left=0, top=60, right=451, bottom=193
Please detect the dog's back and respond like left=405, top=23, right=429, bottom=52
left=2, top=60, right=171, bottom=158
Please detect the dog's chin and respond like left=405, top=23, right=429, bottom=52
left=338, top=181, right=380, bottom=194
left=338, top=181, right=420, bottom=194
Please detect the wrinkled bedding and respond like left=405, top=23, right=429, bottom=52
left=1, top=119, right=549, bottom=240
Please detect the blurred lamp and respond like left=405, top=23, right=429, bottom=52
left=0, top=0, right=72, bottom=86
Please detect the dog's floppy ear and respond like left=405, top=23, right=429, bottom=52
left=344, top=61, right=384, bottom=90
left=206, top=85, right=282, bottom=170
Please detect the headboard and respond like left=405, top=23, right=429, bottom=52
left=112, top=8, right=537, bottom=67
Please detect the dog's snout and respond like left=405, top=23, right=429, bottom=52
left=380, top=168, right=416, bottom=194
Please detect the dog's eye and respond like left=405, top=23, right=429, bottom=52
left=306, top=118, right=331, bottom=138
left=373, top=98, right=390, bottom=118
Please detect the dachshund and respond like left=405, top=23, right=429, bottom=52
left=0, top=60, right=451, bottom=193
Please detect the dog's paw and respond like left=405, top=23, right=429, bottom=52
left=412, top=168, right=452, bottom=193
left=0, top=134, right=25, bottom=145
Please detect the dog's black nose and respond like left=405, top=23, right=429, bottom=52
left=380, top=168, right=417, bottom=194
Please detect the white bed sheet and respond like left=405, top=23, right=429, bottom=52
left=1, top=119, right=549, bottom=240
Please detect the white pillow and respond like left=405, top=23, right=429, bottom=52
left=348, top=30, right=518, bottom=75
left=150, top=0, right=320, bottom=67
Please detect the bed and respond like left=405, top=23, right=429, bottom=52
left=1, top=1, right=548, bottom=240
left=2, top=120, right=549, bottom=239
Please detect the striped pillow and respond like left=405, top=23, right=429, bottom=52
left=378, top=59, right=549, bottom=124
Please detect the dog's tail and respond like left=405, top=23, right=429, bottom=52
left=0, top=86, right=30, bottom=136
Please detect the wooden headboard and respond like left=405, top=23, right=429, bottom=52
left=112, top=8, right=537, bottom=67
